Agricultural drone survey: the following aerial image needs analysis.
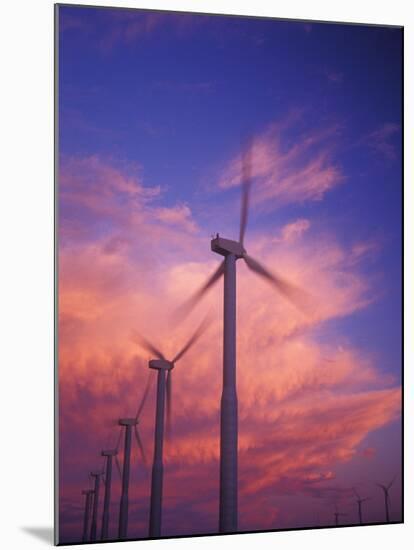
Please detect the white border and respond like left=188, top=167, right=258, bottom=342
left=0, top=1, right=412, bottom=548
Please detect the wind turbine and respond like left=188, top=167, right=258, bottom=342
left=176, top=141, right=310, bottom=532
left=134, top=318, right=210, bottom=538
left=334, top=503, right=347, bottom=526
left=118, top=379, right=150, bottom=540
left=81, top=489, right=94, bottom=542
left=376, top=476, right=396, bottom=523
left=352, top=487, right=370, bottom=525
left=100, top=429, right=123, bottom=541
left=89, top=470, right=103, bottom=542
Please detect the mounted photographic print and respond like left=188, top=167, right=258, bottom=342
left=55, top=3, right=403, bottom=545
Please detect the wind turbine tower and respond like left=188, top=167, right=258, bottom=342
left=89, top=470, right=102, bottom=541
left=334, top=507, right=347, bottom=526
left=377, top=476, right=396, bottom=523
left=81, top=489, right=94, bottom=542
left=100, top=448, right=121, bottom=540
left=352, top=488, right=370, bottom=525
left=118, top=419, right=137, bottom=539
left=117, top=383, right=149, bottom=540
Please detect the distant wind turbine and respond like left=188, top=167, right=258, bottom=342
left=134, top=318, right=210, bottom=538
left=352, top=487, right=370, bottom=525
left=176, top=139, right=311, bottom=533
left=376, top=476, right=396, bottom=523
left=89, top=470, right=103, bottom=541
left=100, top=429, right=123, bottom=540
left=334, top=503, right=347, bottom=526
left=118, top=378, right=151, bottom=540
left=81, top=489, right=94, bottom=542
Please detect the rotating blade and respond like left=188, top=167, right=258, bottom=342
left=172, top=316, right=211, bottom=363
left=115, top=426, right=123, bottom=453
left=239, top=138, right=252, bottom=246
left=174, top=261, right=225, bottom=320
left=135, top=370, right=152, bottom=421
left=131, top=332, right=165, bottom=360
left=387, top=475, right=397, bottom=490
left=243, top=253, right=311, bottom=313
left=115, top=455, right=122, bottom=480
left=134, top=425, right=147, bottom=467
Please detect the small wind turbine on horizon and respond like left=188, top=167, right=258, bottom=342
left=134, top=318, right=210, bottom=538
left=117, top=379, right=151, bottom=540
left=334, top=503, right=347, bottom=526
left=100, top=429, right=123, bottom=541
left=352, top=487, right=370, bottom=525
left=376, top=475, right=396, bottom=523
left=81, top=489, right=94, bottom=543
left=89, top=470, right=103, bottom=542
left=176, top=139, right=311, bottom=533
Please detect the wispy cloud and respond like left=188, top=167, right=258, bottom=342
left=276, top=219, right=311, bottom=243
left=365, top=123, right=400, bottom=160
left=60, top=8, right=207, bottom=54
left=218, top=122, right=343, bottom=208
left=59, top=155, right=199, bottom=249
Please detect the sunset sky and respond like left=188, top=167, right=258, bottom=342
left=57, top=5, right=402, bottom=544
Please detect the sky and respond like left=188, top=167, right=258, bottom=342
left=57, top=5, right=403, bottom=544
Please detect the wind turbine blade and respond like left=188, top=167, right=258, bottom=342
left=115, top=455, right=122, bottom=479
left=352, top=487, right=360, bottom=499
left=166, top=370, right=172, bottom=440
left=243, top=253, right=311, bottom=313
left=115, top=427, right=123, bottom=452
left=172, top=316, right=211, bottom=363
left=174, top=261, right=225, bottom=320
left=135, top=371, right=152, bottom=421
left=134, top=425, right=147, bottom=467
left=387, top=475, right=397, bottom=490
left=131, top=332, right=165, bottom=360
left=239, top=139, right=252, bottom=246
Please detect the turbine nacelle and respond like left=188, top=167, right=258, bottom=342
left=118, top=418, right=138, bottom=427
left=211, top=236, right=246, bottom=258
left=149, top=358, right=174, bottom=371
left=82, top=489, right=94, bottom=495
left=90, top=470, right=102, bottom=477
left=101, top=449, right=117, bottom=457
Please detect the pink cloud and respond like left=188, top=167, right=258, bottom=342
left=154, top=203, right=199, bottom=233
left=360, top=446, right=377, bottom=459
left=58, top=154, right=400, bottom=537
left=218, top=123, right=343, bottom=207
left=277, top=218, right=311, bottom=243
left=59, top=155, right=200, bottom=255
